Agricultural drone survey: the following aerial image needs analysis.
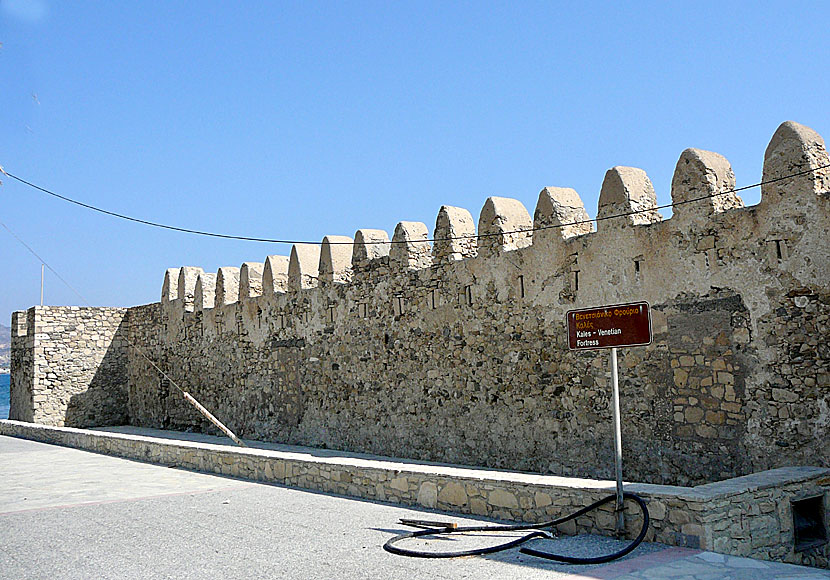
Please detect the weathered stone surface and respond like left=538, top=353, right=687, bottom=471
left=433, top=206, right=477, bottom=263
left=489, top=489, right=518, bottom=509
left=437, top=481, right=468, bottom=506
left=389, top=476, right=409, bottom=492
left=161, top=268, right=180, bottom=303
left=351, top=229, right=390, bottom=265
left=263, top=255, right=289, bottom=295
left=195, top=273, right=217, bottom=311
left=239, top=262, right=264, bottom=301
left=319, top=236, right=354, bottom=285
left=288, top=244, right=321, bottom=290
left=762, top=120, right=830, bottom=202
left=534, top=491, right=552, bottom=508
left=417, top=481, right=438, bottom=508
left=533, top=187, right=593, bottom=243
left=671, top=148, right=743, bottom=220
left=215, top=267, right=240, bottom=306
left=597, top=166, right=662, bottom=228
left=477, top=196, right=532, bottom=256
left=389, top=222, right=431, bottom=270
left=177, top=267, right=204, bottom=312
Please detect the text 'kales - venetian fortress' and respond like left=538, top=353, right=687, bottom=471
left=8, top=121, right=829, bottom=491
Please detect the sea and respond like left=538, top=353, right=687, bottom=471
left=1, top=374, right=10, bottom=420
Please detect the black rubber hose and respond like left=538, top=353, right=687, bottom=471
left=520, top=493, right=650, bottom=564
left=383, top=491, right=650, bottom=564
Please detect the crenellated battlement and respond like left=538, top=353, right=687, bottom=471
left=160, top=121, right=828, bottom=328
left=11, top=121, right=830, bottom=516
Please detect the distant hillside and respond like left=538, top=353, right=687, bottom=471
left=0, top=324, right=10, bottom=368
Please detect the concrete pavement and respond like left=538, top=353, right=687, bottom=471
left=1, top=435, right=828, bottom=579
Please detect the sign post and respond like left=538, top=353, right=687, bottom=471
left=566, top=301, right=652, bottom=535
left=610, top=346, right=623, bottom=533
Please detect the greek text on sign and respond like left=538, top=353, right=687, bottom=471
left=566, top=302, right=652, bottom=350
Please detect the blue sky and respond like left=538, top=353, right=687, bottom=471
left=1, top=1, right=828, bottom=324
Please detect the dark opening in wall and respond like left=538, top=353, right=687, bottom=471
left=792, top=495, right=827, bottom=552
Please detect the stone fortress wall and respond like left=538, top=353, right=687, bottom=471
left=10, top=121, right=830, bottom=488
left=9, top=307, right=129, bottom=426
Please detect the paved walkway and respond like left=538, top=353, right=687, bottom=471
left=0, top=434, right=827, bottom=579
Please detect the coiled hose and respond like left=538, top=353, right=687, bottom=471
left=383, top=491, right=649, bottom=564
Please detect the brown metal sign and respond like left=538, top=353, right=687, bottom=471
left=566, top=301, right=652, bottom=350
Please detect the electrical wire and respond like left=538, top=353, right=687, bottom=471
left=0, top=221, right=87, bottom=306
left=2, top=162, right=828, bottom=246
left=0, top=218, right=246, bottom=447
left=0, top=159, right=827, bottom=442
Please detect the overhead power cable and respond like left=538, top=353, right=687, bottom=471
left=0, top=217, right=247, bottom=447
left=1, top=162, right=828, bottom=245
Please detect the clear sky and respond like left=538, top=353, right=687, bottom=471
left=1, top=1, right=828, bottom=325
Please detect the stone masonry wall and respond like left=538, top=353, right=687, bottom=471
left=9, top=310, right=35, bottom=422
left=9, top=306, right=129, bottom=427
left=121, top=120, right=830, bottom=487
left=10, top=120, right=830, bottom=488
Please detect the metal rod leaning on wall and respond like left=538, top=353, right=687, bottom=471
left=181, top=391, right=246, bottom=447
left=128, top=339, right=247, bottom=448
left=0, top=210, right=246, bottom=448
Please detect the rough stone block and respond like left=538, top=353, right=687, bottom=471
left=351, top=229, right=390, bottom=265
left=433, top=205, right=477, bottom=263
left=390, top=476, right=409, bottom=492
left=597, top=166, right=662, bottom=229
left=239, top=262, right=265, bottom=300
left=489, top=488, right=519, bottom=509
left=417, top=482, right=438, bottom=508
left=437, top=481, right=468, bottom=506
left=319, top=236, right=354, bottom=285
left=195, top=273, right=217, bottom=310
left=671, top=148, right=742, bottom=221
left=215, top=267, right=240, bottom=306
left=390, top=222, right=431, bottom=270
left=177, top=267, right=204, bottom=312
left=288, top=244, right=321, bottom=290
left=11, top=310, right=28, bottom=337
left=477, top=196, right=532, bottom=256
left=262, top=255, right=289, bottom=295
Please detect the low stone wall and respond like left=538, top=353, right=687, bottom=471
left=1, top=420, right=826, bottom=568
